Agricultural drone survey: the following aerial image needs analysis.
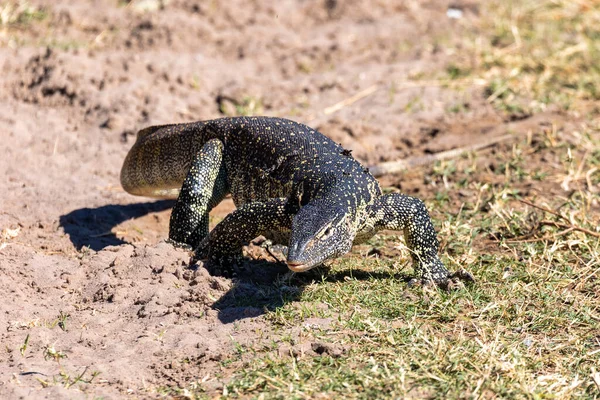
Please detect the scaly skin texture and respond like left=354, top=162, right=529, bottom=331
left=121, top=117, right=472, bottom=286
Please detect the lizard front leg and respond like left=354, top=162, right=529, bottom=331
left=169, top=139, right=229, bottom=249
left=195, top=198, right=294, bottom=267
left=365, top=193, right=473, bottom=287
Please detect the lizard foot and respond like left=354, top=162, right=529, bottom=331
left=192, top=241, right=245, bottom=277
left=166, top=238, right=193, bottom=251
left=408, top=269, right=475, bottom=291
left=437, top=269, right=475, bottom=291
left=450, top=269, right=475, bottom=283
left=251, top=238, right=289, bottom=263
left=264, top=244, right=288, bottom=264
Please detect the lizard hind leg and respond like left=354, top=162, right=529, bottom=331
left=366, top=193, right=473, bottom=287
left=168, top=138, right=229, bottom=249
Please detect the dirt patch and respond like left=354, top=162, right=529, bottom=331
left=1, top=241, right=285, bottom=397
left=0, top=0, right=578, bottom=397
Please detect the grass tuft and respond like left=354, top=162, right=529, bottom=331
left=469, top=0, right=600, bottom=114
left=0, top=1, right=46, bottom=28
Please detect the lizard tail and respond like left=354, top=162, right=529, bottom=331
left=120, top=122, right=206, bottom=198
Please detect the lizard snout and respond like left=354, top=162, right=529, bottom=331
left=286, top=242, right=315, bottom=272
left=286, top=260, right=313, bottom=272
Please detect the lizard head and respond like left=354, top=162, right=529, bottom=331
left=286, top=201, right=354, bottom=272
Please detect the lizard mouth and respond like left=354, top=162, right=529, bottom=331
left=286, top=261, right=313, bottom=272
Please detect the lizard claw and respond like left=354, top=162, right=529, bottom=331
left=166, top=237, right=193, bottom=251
left=194, top=252, right=244, bottom=277
left=409, top=269, right=475, bottom=291
left=450, top=268, right=475, bottom=283
left=189, top=236, right=245, bottom=276
left=436, top=269, right=475, bottom=291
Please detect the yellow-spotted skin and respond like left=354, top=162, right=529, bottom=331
left=121, top=117, right=469, bottom=286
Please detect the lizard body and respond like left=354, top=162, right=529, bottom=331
left=121, top=116, right=472, bottom=285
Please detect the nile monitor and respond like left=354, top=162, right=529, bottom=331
left=121, top=116, right=477, bottom=287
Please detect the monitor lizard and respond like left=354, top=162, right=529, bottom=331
left=121, top=116, right=506, bottom=287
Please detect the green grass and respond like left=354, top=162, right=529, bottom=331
left=4, top=0, right=597, bottom=397
left=223, top=126, right=597, bottom=399
left=467, top=0, right=600, bottom=114
left=0, top=1, right=47, bottom=28
left=176, top=1, right=600, bottom=397
left=156, top=118, right=599, bottom=399
left=218, top=95, right=264, bottom=117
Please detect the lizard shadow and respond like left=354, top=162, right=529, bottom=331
left=60, top=200, right=413, bottom=323
left=208, top=260, right=412, bottom=323
left=205, top=259, right=304, bottom=324
left=321, top=269, right=413, bottom=283
left=59, top=200, right=174, bottom=251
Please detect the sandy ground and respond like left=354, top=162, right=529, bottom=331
left=0, top=1, right=572, bottom=398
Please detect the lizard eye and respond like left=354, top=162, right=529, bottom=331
left=320, top=226, right=333, bottom=240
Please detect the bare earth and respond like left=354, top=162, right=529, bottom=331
left=0, top=1, right=580, bottom=398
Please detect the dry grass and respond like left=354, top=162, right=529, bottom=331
left=3, top=0, right=598, bottom=397
left=0, top=1, right=46, bottom=28
left=211, top=120, right=599, bottom=398
left=195, top=1, right=600, bottom=398
left=467, top=0, right=600, bottom=114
